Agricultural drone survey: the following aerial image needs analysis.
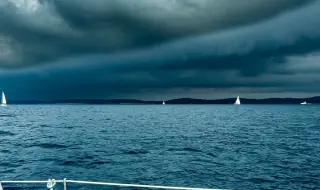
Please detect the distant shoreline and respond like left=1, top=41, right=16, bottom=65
left=7, top=97, right=320, bottom=105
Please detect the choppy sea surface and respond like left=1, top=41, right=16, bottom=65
left=1, top=105, right=320, bottom=190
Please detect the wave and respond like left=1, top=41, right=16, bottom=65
left=0, top=186, right=26, bottom=190
left=206, top=152, right=217, bottom=157
left=29, top=143, right=68, bottom=149
left=183, top=147, right=202, bottom=152
left=39, top=158, right=60, bottom=162
left=59, top=160, right=79, bottom=166
left=0, top=162, right=20, bottom=167
left=1, top=169, right=15, bottom=173
left=125, top=150, right=149, bottom=155
left=90, top=161, right=111, bottom=165
left=0, top=130, right=15, bottom=136
left=0, top=114, right=16, bottom=117
left=58, top=159, right=111, bottom=168
left=249, top=177, right=275, bottom=183
left=39, top=124, right=51, bottom=127
left=82, top=155, right=94, bottom=160
left=167, top=147, right=202, bottom=153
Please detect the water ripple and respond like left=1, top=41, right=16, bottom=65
left=0, top=105, right=320, bottom=190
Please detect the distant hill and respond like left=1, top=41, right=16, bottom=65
left=166, top=97, right=320, bottom=104
left=8, top=96, right=320, bottom=104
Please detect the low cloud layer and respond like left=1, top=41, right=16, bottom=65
left=0, top=0, right=320, bottom=100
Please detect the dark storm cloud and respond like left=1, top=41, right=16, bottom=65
left=0, top=0, right=315, bottom=68
left=1, top=0, right=320, bottom=100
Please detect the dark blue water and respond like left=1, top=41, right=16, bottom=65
left=1, top=105, right=320, bottom=190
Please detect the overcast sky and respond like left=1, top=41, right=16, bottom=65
left=1, top=0, right=320, bottom=100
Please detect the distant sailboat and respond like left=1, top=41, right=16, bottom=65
left=300, top=101, right=309, bottom=105
left=162, top=101, right=165, bottom=105
left=1, top=91, right=7, bottom=106
left=234, top=95, right=241, bottom=105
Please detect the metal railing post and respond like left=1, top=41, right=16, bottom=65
left=64, top=178, right=67, bottom=190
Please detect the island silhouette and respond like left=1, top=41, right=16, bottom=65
left=7, top=97, right=320, bottom=104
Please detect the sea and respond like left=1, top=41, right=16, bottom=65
left=0, top=105, right=320, bottom=190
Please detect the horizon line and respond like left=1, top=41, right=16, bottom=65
left=6, top=96, right=320, bottom=102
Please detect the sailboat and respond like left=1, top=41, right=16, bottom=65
left=162, top=101, right=165, bottom=105
left=1, top=91, right=7, bottom=106
left=234, top=95, right=241, bottom=105
left=300, top=101, right=309, bottom=105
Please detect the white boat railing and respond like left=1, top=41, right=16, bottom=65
left=0, top=179, right=228, bottom=190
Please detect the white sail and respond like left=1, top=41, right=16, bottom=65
left=162, top=101, right=165, bottom=105
left=234, top=95, right=241, bottom=105
left=1, top=91, right=7, bottom=106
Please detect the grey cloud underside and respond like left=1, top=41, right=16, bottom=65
left=52, top=0, right=309, bottom=43
left=0, top=0, right=315, bottom=68
left=1, top=0, right=320, bottom=100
